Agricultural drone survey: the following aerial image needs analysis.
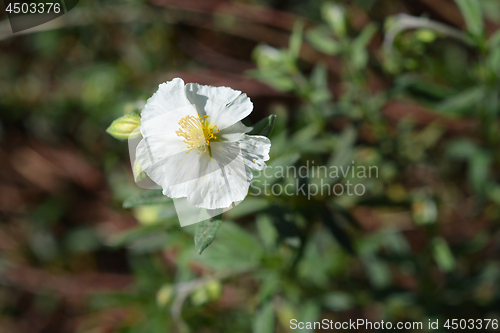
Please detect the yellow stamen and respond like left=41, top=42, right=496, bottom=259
left=175, top=114, right=219, bottom=154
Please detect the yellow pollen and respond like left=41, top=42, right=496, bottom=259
left=175, top=114, right=219, bottom=154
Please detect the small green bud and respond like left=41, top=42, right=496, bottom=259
left=205, top=279, right=222, bottom=300
left=156, top=284, right=174, bottom=307
left=415, top=29, right=437, bottom=43
left=190, top=286, right=209, bottom=306
left=322, top=3, right=347, bottom=38
left=106, top=113, right=141, bottom=140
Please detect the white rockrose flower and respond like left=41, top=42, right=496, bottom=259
left=135, top=78, right=271, bottom=210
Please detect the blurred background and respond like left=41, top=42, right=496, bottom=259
left=1, top=0, right=500, bottom=332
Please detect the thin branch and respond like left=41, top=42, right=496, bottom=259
left=383, top=13, right=473, bottom=53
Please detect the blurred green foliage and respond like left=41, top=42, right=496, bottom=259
left=2, top=0, right=500, bottom=332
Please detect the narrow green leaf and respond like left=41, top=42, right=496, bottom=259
left=323, top=292, right=354, bottom=311
left=322, top=3, right=347, bottom=37
left=446, top=139, right=478, bottom=160
left=489, top=29, right=500, bottom=48
left=253, top=301, right=275, bottom=333
left=256, top=214, right=278, bottom=250
left=123, top=190, right=171, bottom=208
left=194, top=215, right=222, bottom=254
left=468, top=150, right=492, bottom=195
left=297, top=301, right=321, bottom=333
left=306, top=26, right=342, bottom=55
left=248, top=115, right=277, bottom=137
left=106, top=113, right=141, bottom=140
left=432, top=237, right=456, bottom=272
left=325, top=126, right=357, bottom=184
left=107, top=225, right=164, bottom=247
left=289, top=20, right=304, bottom=59
left=321, top=210, right=355, bottom=254
left=436, top=87, right=485, bottom=116
left=253, top=71, right=296, bottom=92
left=362, top=255, right=391, bottom=288
left=454, top=0, right=484, bottom=39
left=351, top=23, right=378, bottom=70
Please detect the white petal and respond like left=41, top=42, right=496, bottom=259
left=239, top=135, right=271, bottom=170
left=217, top=121, right=252, bottom=142
left=137, top=104, right=211, bottom=192
left=138, top=143, right=217, bottom=193
left=139, top=104, right=199, bottom=158
left=185, top=83, right=253, bottom=130
left=185, top=142, right=250, bottom=209
left=162, top=152, right=212, bottom=199
left=141, top=78, right=193, bottom=122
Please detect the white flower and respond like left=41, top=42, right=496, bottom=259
left=136, top=78, right=271, bottom=210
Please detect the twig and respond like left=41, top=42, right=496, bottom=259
left=383, top=13, right=473, bottom=54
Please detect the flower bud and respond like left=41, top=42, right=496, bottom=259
left=106, top=113, right=141, bottom=140
left=156, top=284, right=173, bottom=307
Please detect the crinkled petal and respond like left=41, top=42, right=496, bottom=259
left=141, top=78, right=192, bottom=122
left=239, top=135, right=271, bottom=170
left=185, top=83, right=253, bottom=130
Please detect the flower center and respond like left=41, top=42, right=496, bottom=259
left=175, top=114, right=219, bottom=154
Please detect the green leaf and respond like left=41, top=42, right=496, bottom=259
left=446, top=139, right=478, bottom=160
left=489, top=29, right=500, bottom=48
left=194, top=215, right=222, bottom=254
left=290, top=123, right=321, bottom=151
left=289, top=20, right=304, bottom=59
left=323, top=292, right=354, bottom=311
left=322, top=3, right=346, bottom=37
left=488, top=46, right=500, bottom=73
left=454, top=0, right=484, bottom=39
left=325, top=126, right=357, bottom=184
left=256, top=214, right=278, bottom=250
left=319, top=207, right=355, bottom=254
left=309, top=63, right=332, bottom=103
left=259, top=73, right=297, bottom=91
left=297, top=301, right=321, bottom=333
left=193, top=222, right=263, bottom=270
left=306, top=26, right=342, bottom=55
left=106, top=113, right=141, bottom=140
left=253, top=301, right=275, bottom=333
left=248, top=115, right=277, bottom=137
left=435, top=87, right=485, bottom=116
left=351, top=22, right=378, bottom=70
left=432, top=237, right=456, bottom=272
left=107, top=225, right=165, bottom=248
left=361, top=254, right=391, bottom=288
left=123, top=190, right=172, bottom=208
left=468, top=150, right=492, bottom=195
